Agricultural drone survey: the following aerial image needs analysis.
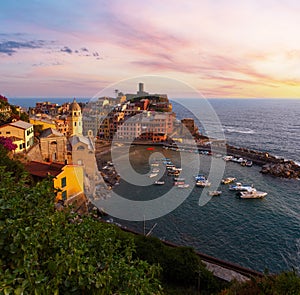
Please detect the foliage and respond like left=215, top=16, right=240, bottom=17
left=0, top=145, right=25, bottom=180
left=0, top=166, right=162, bottom=294
left=221, top=271, right=300, bottom=295
left=131, top=235, right=222, bottom=293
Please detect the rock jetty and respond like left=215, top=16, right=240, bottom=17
left=261, top=161, right=300, bottom=179
left=201, top=143, right=300, bottom=179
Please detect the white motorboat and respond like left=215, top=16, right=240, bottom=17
left=229, top=182, right=252, bottom=191
left=154, top=181, right=165, bottom=185
left=177, top=184, right=190, bottom=188
left=174, top=181, right=185, bottom=186
left=196, top=180, right=211, bottom=187
left=149, top=173, right=158, bottom=178
left=240, top=188, right=267, bottom=199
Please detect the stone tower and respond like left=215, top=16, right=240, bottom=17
left=67, top=98, right=82, bottom=136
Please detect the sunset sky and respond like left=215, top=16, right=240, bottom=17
left=1, top=0, right=300, bottom=98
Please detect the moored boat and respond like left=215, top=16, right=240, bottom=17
left=221, top=177, right=236, bottom=184
left=196, top=180, right=211, bottom=187
left=208, top=190, right=222, bottom=196
left=149, top=173, right=158, bottom=178
left=229, top=182, right=252, bottom=191
left=154, top=181, right=165, bottom=185
left=177, top=184, right=190, bottom=188
left=174, top=181, right=185, bottom=186
left=240, top=188, right=267, bottom=199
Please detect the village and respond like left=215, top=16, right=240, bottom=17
left=0, top=84, right=205, bottom=213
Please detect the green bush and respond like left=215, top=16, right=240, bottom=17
left=0, top=165, right=162, bottom=294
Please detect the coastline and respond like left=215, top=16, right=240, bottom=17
left=95, top=139, right=300, bottom=179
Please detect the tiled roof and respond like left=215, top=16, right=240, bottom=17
left=69, top=135, right=94, bottom=150
left=40, top=128, right=64, bottom=138
left=9, top=120, right=33, bottom=130
left=25, top=161, right=65, bottom=178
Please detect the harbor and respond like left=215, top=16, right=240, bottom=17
left=96, top=143, right=300, bottom=274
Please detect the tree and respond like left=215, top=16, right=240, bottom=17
left=0, top=160, right=162, bottom=294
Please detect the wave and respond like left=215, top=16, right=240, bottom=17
left=223, top=126, right=255, bottom=134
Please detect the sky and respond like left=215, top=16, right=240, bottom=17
left=1, top=0, right=300, bottom=98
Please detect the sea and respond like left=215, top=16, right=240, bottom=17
left=9, top=97, right=300, bottom=274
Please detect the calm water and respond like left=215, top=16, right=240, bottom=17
left=10, top=97, right=300, bottom=273
left=110, top=99, right=300, bottom=274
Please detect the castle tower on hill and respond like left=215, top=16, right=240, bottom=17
left=67, top=98, right=82, bottom=136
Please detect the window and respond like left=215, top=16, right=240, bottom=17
left=62, top=190, right=67, bottom=200
left=74, top=122, right=77, bottom=126
left=6, top=131, right=10, bottom=134
left=61, top=177, right=66, bottom=188
left=19, top=144, right=22, bottom=150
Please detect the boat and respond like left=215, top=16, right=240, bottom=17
left=151, top=168, right=160, bottom=173
left=167, top=170, right=180, bottom=176
left=240, top=188, right=267, bottom=199
left=195, top=174, right=206, bottom=181
left=196, top=180, right=211, bottom=187
left=154, top=181, right=165, bottom=185
left=229, top=182, right=252, bottom=191
left=221, top=177, right=236, bottom=184
left=245, top=160, right=253, bottom=167
left=177, top=184, right=190, bottom=188
left=231, top=157, right=244, bottom=163
left=149, top=173, right=158, bottom=178
left=151, top=163, right=159, bottom=167
left=174, top=181, right=185, bottom=186
left=174, top=177, right=185, bottom=181
left=208, top=190, right=222, bottom=196
left=223, top=155, right=233, bottom=161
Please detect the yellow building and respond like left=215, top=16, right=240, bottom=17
left=25, top=161, right=84, bottom=202
left=29, top=117, right=57, bottom=130
left=0, top=120, right=34, bottom=152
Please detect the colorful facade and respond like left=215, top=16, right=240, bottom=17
left=0, top=120, right=34, bottom=152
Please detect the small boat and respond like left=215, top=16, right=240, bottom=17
left=240, top=188, right=267, bottom=199
left=223, top=155, right=233, bottom=161
left=177, top=184, right=190, bottom=188
left=174, top=177, right=185, bottom=181
left=221, top=177, right=236, bottom=184
left=167, top=170, right=180, bottom=176
left=151, top=163, right=159, bottom=167
left=154, top=181, right=165, bottom=185
left=151, top=168, right=160, bottom=173
left=174, top=181, right=185, bottom=186
left=196, top=180, right=211, bottom=187
left=208, top=190, right=222, bottom=196
left=229, top=182, right=252, bottom=191
left=245, top=160, right=253, bottom=167
left=149, top=173, right=158, bottom=178
left=195, top=174, right=206, bottom=181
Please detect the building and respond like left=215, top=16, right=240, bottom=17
left=67, top=99, right=82, bottom=136
left=39, top=128, right=67, bottom=162
left=0, top=120, right=34, bottom=152
left=115, top=112, right=174, bottom=142
left=29, top=116, right=57, bottom=130
left=25, top=161, right=84, bottom=202
left=181, top=118, right=199, bottom=137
